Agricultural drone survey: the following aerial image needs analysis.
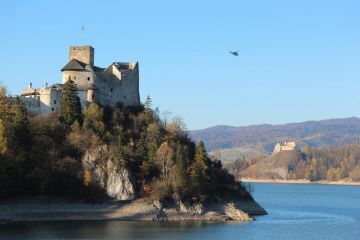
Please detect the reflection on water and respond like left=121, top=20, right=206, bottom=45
left=1, top=183, right=360, bottom=240
left=0, top=221, right=225, bottom=240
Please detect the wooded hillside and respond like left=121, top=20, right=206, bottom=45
left=226, top=144, right=360, bottom=182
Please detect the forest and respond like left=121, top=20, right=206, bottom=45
left=227, top=144, right=360, bottom=182
left=0, top=81, right=250, bottom=202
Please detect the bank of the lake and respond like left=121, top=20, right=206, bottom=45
left=0, top=197, right=266, bottom=222
left=1, top=183, right=359, bottom=240
left=241, top=178, right=360, bottom=186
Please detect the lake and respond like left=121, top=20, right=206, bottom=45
left=1, top=183, right=359, bottom=240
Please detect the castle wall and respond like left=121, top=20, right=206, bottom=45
left=21, top=87, right=61, bottom=117
left=273, top=141, right=296, bottom=154
left=62, top=63, right=140, bottom=108
left=38, top=88, right=61, bottom=116
left=281, top=145, right=296, bottom=151
left=69, top=46, right=94, bottom=67
left=21, top=45, right=140, bottom=117
left=273, top=143, right=282, bottom=153
left=77, top=90, right=88, bottom=108
left=120, top=71, right=140, bottom=106
left=22, top=96, right=41, bottom=116
left=62, top=70, right=95, bottom=89
left=62, top=69, right=139, bottom=108
left=99, top=63, right=140, bottom=106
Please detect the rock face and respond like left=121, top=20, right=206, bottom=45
left=83, top=146, right=136, bottom=200
left=179, top=201, right=203, bottom=214
left=224, top=203, right=253, bottom=221
left=106, top=165, right=135, bottom=200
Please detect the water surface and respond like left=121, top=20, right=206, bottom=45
left=1, top=183, right=359, bottom=240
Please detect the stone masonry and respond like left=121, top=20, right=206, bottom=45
left=273, top=141, right=296, bottom=154
left=20, top=45, right=140, bottom=116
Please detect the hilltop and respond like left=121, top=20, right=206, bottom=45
left=0, top=85, right=266, bottom=222
left=225, top=143, right=360, bottom=183
left=190, top=117, right=360, bottom=162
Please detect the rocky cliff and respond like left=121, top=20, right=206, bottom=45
left=82, top=146, right=135, bottom=201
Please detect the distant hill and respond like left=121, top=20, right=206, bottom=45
left=225, top=144, right=360, bottom=183
left=189, top=117, right=360, bottom=162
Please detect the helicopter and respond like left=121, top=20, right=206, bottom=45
left=229, top=50, right=239, bottom=56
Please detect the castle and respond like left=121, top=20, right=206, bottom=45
left=273, top=141, right=296, bottom=154
left=20, top=45, right=140, bottom=116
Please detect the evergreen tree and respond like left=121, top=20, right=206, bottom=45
left=190, top=141, right=209, bottom=194
left=144, top=95, right=153, bottom=123
left=5, top=98, right=32, bottom=192
left=194, top=141, right=208, bottom=174
left=60, top=80, right=83, bottom=126
left=114, top=145, right=127, bottom=169
left=11, top=97, right=31, bottom=150
left=146, top=123, right=161, bottom=163
left=144, top=95, right=152, bottom=112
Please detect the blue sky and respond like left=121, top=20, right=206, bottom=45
left=0, top=0, right=359, bottom=130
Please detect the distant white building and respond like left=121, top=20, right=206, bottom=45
left=273, top=141, right=296, bottom=154
left=20, top=45, right=140, bottom=116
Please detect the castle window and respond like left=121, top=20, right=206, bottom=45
left=87, top=77, right=90, bottom=81
left=54, top=100, right=56, bottom=104
left=51, top=108, right=55, bottom=112
left=110, top=88, right=113, bottom=93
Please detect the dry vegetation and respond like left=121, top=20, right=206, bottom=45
left=0, top=83, right=250, bottom=203
left=227, top=144, right=360, bottom=182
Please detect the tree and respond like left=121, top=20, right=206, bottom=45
left=350, top=165, right=360, bottom=181
left=139, top=123, right=161, bottom=181
left=166, top=116, right=186, bottom=138
left=3, top=98, right=32, bottom=193
left=144, top=95, right=153, bottom=123
left=113, top=145, right=127, bottom=169
left=60, top=80, right=83, bottom=126
left=0, top=119, right=7, bottom=155
left=11, top=97, right=31, bottom=151
left=83, top=103, right=105, bottom=134
left=194, top=141, right=208, bottom=175
left=156, top=141, right=173, bottom=179
left=0, top=86, right=9, bottom=156
left=0, top=86, right=10, bottom=121
left=171, top=143, right=191, bottom=193
left=146, top=123, right=161, bottom=163
left=83, top=170, right=93, bottom=186
left=144, top=95, right=152, bottom=112
left=190, top=141, right=209, bottom=193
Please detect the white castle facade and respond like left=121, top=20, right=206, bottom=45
left=20, top=45, right=140, bottom=116
left=273, top=141, right=297, bottom=154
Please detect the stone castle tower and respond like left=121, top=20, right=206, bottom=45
left=62, top=45, right=140, bottom=108
left=21, top=45, right=140, bottom=116
left=69, top=46, right=94, bottom=67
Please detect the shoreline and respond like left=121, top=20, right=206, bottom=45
left=241, top=178, right=360, bottom=186
left=0, top=198, right=267, bottom=223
